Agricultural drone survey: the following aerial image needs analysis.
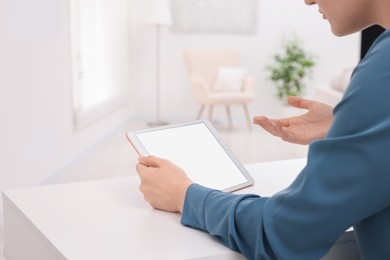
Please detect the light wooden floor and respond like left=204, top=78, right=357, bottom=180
left=0, top=120, right=308, bottom=259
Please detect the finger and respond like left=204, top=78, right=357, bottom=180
left=253, top=116, right=278, bottom=135
left=273, top=120, right=299, bottom=143
left=138, top=155, right=167, bottom=168
left=287, top=96, right=315, bottom=110
left=274, top=120, right=286, bottom=138
left=254, top=116, right=287, bottom=139
left=253, top=116, right=275, bottom=128
left=136, top=162, right=149, bottom=175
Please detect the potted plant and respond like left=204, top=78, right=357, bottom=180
left=266, top=36, right=316, bottom=101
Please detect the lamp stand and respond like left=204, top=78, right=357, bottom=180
left=148, top=25, right=168, bottom=127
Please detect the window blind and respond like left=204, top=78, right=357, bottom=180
left=70, top=0, right=131, bottom=129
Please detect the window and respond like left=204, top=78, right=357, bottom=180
left=70, top=0, right=131, bottom=129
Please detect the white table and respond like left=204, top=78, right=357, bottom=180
left=2, top=158, right=359, bottom=260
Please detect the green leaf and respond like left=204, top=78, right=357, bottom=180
left=265, top=35, right=316, bottom=101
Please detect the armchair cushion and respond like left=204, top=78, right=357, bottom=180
left=213, top=67, right=248, bottom=92
left=330, top=67, right=354, bottom=92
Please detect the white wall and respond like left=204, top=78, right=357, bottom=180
left=0, top=0, right=135, bottom=218
left=133, top=0, right=360, bottom=123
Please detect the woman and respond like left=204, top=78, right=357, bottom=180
left=136, top=0, right=390, bottom=258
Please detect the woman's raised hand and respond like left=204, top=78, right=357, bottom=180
left=253, top=96, right=334, bottom=145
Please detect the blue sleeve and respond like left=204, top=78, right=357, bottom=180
left=181, top=29, right=390, bottom=259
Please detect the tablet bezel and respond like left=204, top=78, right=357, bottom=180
left=126, top=120, right=254, bottom=192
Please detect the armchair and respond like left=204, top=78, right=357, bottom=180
left=314, top=67, right=354, bottom=107
left=183, top=49, right=256, bottom=129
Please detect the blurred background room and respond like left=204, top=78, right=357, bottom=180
left=1, top=0, right=375, bottom=257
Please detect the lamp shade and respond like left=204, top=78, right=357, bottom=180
left=145, top=0, right=172, bottom=26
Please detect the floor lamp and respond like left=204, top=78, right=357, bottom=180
left=146, top=0, right=172, bottom=126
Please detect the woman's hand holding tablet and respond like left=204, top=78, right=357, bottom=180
left=127, top=120, right=254, bottom=192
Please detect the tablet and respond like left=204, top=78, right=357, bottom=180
left=126, top=120, right=254, bottom=192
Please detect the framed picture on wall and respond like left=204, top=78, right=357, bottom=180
left=171, top=0, right=258, bottom=34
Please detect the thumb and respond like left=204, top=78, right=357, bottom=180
left=138, top=155, right=166, bottom=168
left=287, top=96, right=315, bottom=110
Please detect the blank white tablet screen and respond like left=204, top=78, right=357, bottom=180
left=135, top=123, right=248, bottom=191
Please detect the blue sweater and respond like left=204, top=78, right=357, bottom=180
left=181, top=29, right=390, bottom=260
